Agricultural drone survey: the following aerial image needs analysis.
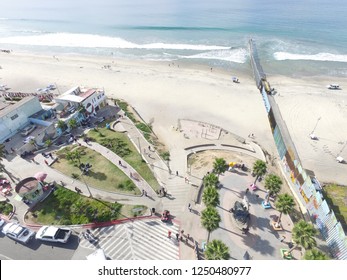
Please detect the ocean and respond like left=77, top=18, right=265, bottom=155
left=0, top=0, right=347, bottom=77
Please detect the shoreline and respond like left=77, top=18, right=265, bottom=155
left=1, top=51, right=347, bottom=184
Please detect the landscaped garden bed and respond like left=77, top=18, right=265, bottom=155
left=0, top=201, right=13, bottom=216
left=26, top=186, right=147, bottom=225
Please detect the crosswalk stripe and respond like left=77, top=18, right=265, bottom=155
left=78, top=218, right=180, bottom=260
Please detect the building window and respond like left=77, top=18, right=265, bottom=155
left=11, top=114, right=18, bottom=120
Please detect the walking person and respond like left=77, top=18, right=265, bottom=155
left=176, top=171, right=178, bottom=176
left=49, top=152, right=53, bottom=159
left=188, top=203, right=192, bottom=212
left=180, top=229, right=184, bottom=241
left=176, top=233, right=179, bottom=241
left=280, top=235, right=286, bottom=243
left=168, top=230, right=171, bottom=239
left=44, top=159, right=49, bottom=165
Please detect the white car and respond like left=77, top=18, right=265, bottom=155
left=2, top=222, right=35, bottom=244
left=20, top=124, right=37, bottom=137
left=47, top=84, right=56, bottom=90
left=35, top=226, right=72, bottom=243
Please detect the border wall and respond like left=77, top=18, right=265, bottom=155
left=249, top=39, right=347, bottom=260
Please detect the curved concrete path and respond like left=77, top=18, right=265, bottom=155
left=1, top=111, right=271, bottom=260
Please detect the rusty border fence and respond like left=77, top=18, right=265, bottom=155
left=249, top=39, right=347, bottom=260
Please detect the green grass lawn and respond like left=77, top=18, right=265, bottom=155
left=88, top=127, right=160, bottom=190
left=323, top=184, right=347, bottom=231
left=26, top=186, right=147, bottom=225
left=53, top=145, right=139, bottom=195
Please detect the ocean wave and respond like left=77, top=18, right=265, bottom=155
left=120, top=25, right=231, bottom=32
left=0, top=32, right=230, bottom=51
left=182, top=48, right=248, bottom=63
left=274, top=52, right=347, bottom=63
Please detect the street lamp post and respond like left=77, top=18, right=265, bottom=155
left=80, top=163, right=93, bottom=198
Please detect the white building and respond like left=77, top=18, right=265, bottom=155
left=0, top=96, right=43, bottom=143
left=54, top=86, right=107, bottom=116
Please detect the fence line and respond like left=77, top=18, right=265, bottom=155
left=249, top=39, right=347, bottom=259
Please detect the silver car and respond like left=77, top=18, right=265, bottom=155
left=20, top=124, right=36, bottom=137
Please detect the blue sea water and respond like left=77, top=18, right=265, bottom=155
left=0, top=0, right=347, bottom=77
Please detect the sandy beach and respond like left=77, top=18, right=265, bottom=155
left=1, top=52, right=346, bottom=185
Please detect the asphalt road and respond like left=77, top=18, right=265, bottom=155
left=0, top=232, right=80, bottom=260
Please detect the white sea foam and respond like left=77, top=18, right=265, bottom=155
left=274, top=52, right=347, bottom=63
left=0, top=32, right=230, bottom=51
left=182, top=48, right=248, bottom=63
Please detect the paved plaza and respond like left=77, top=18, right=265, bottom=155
left=1, top=106, right=301, bottom=260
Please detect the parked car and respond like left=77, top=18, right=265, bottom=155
left=23, top=135, right=35, bottom=144
left=20, top=124, right=36, bottom=137
left=2, top=222, right=35, bottom=244
left=35, top=226, right=72, bottom=243
left=0, top=218, right=6, bottom=229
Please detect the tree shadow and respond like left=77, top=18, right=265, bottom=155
left=247, top=192, right=263, bottom=206
left=249, top=215, right=272, bottom=232
left=230, top=170, right=248, bottom=176
left=216, top=205, right=231, bottom=212
left=242, top=232, right=276, bottom=256
left=86, top=171, right=107, bottom=181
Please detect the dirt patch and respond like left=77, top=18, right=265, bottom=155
left=189, top=149, right=256, bottom=177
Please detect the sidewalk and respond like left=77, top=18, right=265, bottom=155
left=2, top=111, right=287, bottom=260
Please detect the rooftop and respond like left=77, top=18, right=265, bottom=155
left=56, top=86, right=99, bottom=104
left=0, top=96, right=38, bottom=118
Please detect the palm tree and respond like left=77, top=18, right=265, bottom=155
left=45, top=139, right=53, bottom=147
left=202, top=186, right=220, bottom=207
left=57, top=120, right=67, bottom=132
left=203, top=173, right=219, bottom=188
left=205, top=239, right=230, bottom=260
left=264, top=174, right=282, bottom=204
left=252, top=160, right=267, bottom=184
left=66, top=150, right=81, bottom=165
left=72, top=149, right=82, bottom=165
left=303, top=248, right=329, bottom=260
left=68, top=118, right=78, bottom=131
left=201, top=206, right=221, bottom=242
left=290, top=220, right=317, bottom=254
left=213, top=158, right=227, bottom=178
left=275, top=193, right=295, bottom=227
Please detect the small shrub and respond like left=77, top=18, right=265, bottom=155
left=160, top=151, right=170, bottom=161
left=124, top=180, right=135, bottom=191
